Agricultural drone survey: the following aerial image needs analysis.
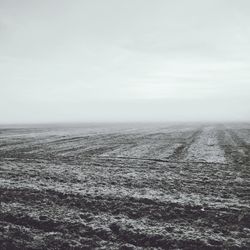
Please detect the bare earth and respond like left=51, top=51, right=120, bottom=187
left=0, top=123, right=249, bottom=249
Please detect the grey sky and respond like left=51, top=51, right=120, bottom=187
left=1, top=0, right=250, bottom=123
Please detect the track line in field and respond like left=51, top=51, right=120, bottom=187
left=0, top=155, right=232, bottom=166
left=98, top=155, right=230, bottom=166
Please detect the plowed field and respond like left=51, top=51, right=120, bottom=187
left=0, top=123, right=249, bottom=249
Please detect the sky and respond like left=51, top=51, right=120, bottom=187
left=1, top=0, right=250, bottom=123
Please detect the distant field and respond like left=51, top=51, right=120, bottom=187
left=0, top=123, right=249, bottom=249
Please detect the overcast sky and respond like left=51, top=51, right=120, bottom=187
left=1, top=0, right=250, bottom=123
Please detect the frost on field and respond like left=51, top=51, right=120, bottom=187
left=184, top=126, right=227, bottom=164
left=0, top=124, right=249, bottom=249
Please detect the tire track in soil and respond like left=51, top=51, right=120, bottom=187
left=226, top=129, right=250, bottom=166
left=166, top=128, right=203, bottom=162
left=217, top=127, right=250, bottom=166
left=216, top=126, right=250, bottom=207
